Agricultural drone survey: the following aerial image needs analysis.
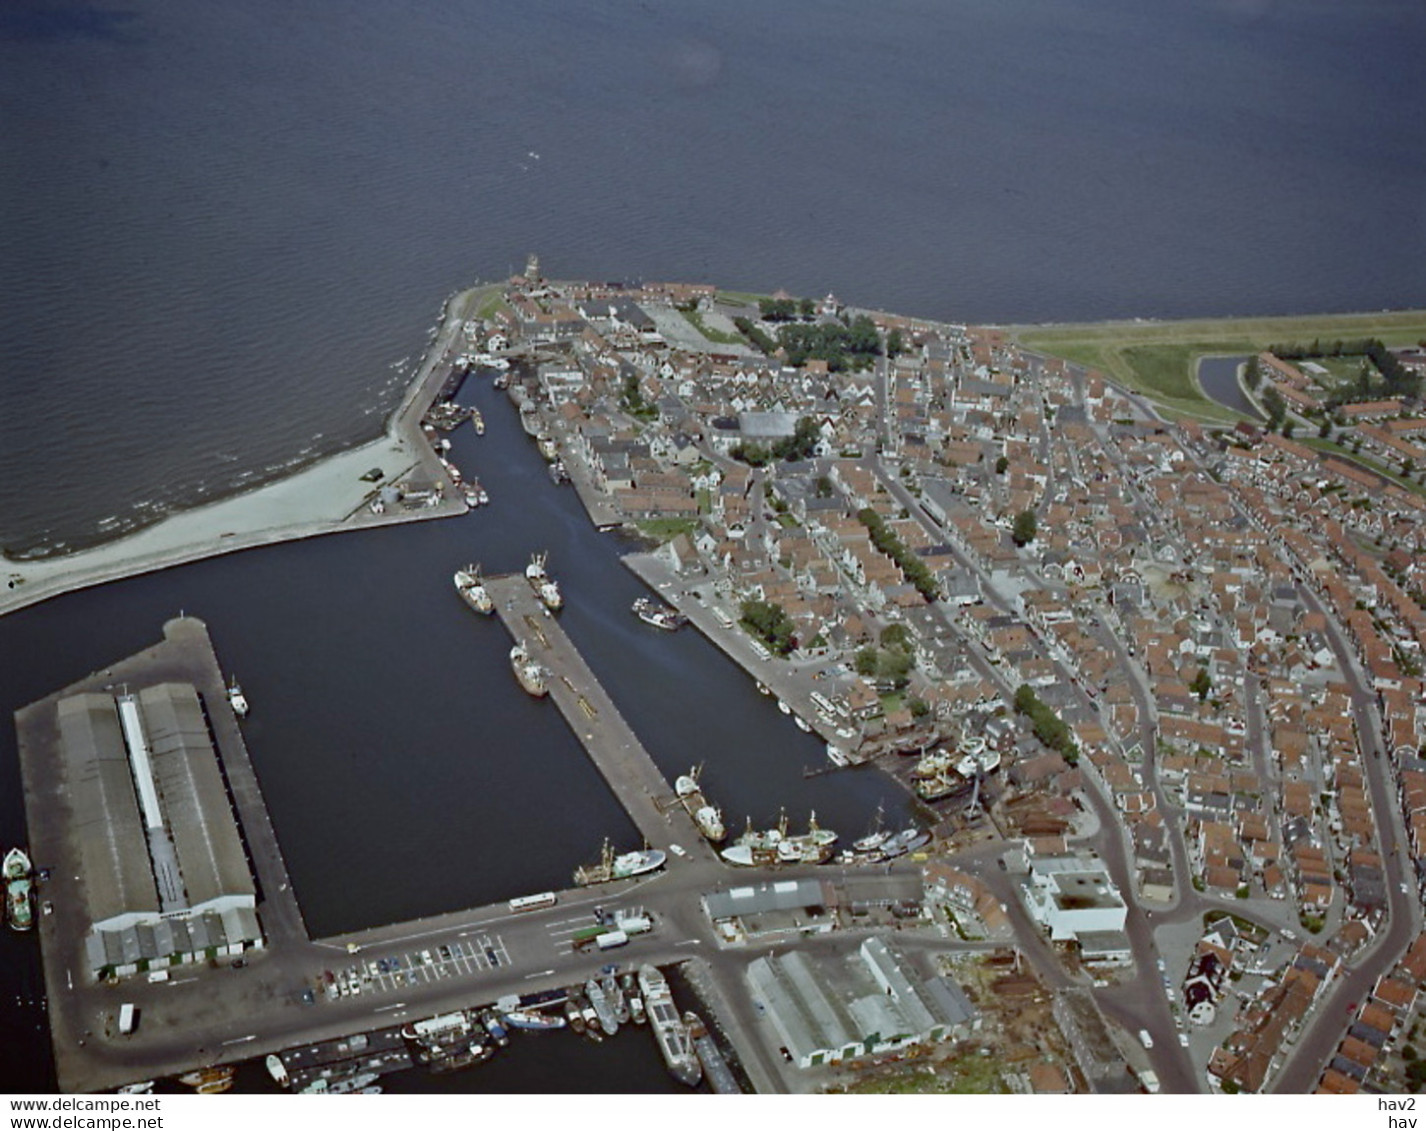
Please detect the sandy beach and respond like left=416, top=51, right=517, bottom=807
left=0, top=285, right=496, bottom=619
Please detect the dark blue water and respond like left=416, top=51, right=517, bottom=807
left=2, top=0, right=1423, bottom=1093
left=2, top=0, right=1422, bottom=555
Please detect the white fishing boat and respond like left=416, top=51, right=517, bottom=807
left=265, top=1055, right=290, bottom=1088
left=227, top=677, right=248, bottom=718
left=525, top=551, right=563, bottom=611
left=510, top=644, right=548, bottom=697
left=454, top=564, right=495, bottom=614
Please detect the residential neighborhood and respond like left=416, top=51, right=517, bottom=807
left=446, top=260, right=1426, bottom=1093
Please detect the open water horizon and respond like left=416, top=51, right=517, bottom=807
left=1, top=0, right=1423, bottom=1094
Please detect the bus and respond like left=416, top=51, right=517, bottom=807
left=508, top=892, right=557, bottom=914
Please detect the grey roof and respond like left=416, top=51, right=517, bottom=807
left=747, top=937, right=973, bottom=1065
left=737, top=411, right=800, bottom=439
left=57, top=693, right=159, bottom=928
left=139, top=684, right=254, bottom=908
left=704, top=880, right=825, bottom=921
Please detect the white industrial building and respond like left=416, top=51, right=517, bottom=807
left=746, top=936, right=979, bottom=1068
left=1021, top=851, right=1127, bottom=942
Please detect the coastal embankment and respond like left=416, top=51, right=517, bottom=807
left=0, top=284, right=501, bottom=619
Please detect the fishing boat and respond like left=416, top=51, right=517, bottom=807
left=622, top=972, right=647, bottom=1025
left=179, top=1066, right=235, bottom=1091
left=604, top=973, right=630, bottom=1025
left=510, top=643, right=548, bottom=697
left=502, top=1009, right=565, bottom=1031
left=227, top=677, right=249, bottom=718
left=4, top=848, right=33, bottom=932
left=632, top=596, right=687, bottom=631
left=454, top=564, right=495, bottom=614
left=574, top=839, right=666, bottom=885
left=852, top=804, right=890, bottom=855
left=430, top=1043, right=494, bottom=1073
left=638, top=965, right=701, bottom=1088
left=470, top=407, right=485, bottom=435
left=265, top=1054, right=290, bottom=1088
left=777, top=812, right=837, bottom=864
left=326, top=1072, right=378, bottom=1095
left=675, top=767, right=725, bottom=843
left=525, top=551, right=563, bottom=611
left=585, top=978, right=619, bottom=1036
left=880, top=826, right=932, bottom=859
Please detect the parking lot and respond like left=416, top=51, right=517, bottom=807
left=320, top=933, right=512, bottom=1000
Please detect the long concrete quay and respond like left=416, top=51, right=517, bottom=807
left=485, top=573, right=719, bottom=867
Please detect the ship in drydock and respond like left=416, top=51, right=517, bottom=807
left=454, top=564, right=495, bottom=614
left=574, top=839, right=666, bottom=886
left=525, top=551, right=563, bottom=612
left=674, top=767, right=725, bottom=843
left=509, top=643, right=549, bottom=697
left=638, top=965, right=701, bottom=1088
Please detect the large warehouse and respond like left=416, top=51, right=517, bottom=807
left=746, top=937, right=979, bottom=1068
left=57, top=683, right=261, bottom=979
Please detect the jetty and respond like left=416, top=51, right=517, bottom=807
left=485, top=573, right=713, bottom=859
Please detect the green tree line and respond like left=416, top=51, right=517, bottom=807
left=856, top=507, right=941, bottom=601
left=1013, top=684, right=1079, bottom=764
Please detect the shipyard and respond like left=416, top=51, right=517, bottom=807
left=8, top=264, right=1426, bottom=1100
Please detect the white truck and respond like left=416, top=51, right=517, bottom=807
left=118, top=1003, right=138, bottom=1035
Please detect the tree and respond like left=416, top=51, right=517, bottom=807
left=1317, top=417, right=1331, bottom=439
left=1012, top=508, right=1038, bottom=547
left=879, top=623, right=911, bottom=650
left=1282, top=420, right=1294, bottom=439
left=995, top=455, right=1009, bottom=475
left=740, top=600, right=796, bottom=656
left=854, top=647, right=879, bottom=677
left=908, top=697, right=930, bottom=719
left=1190, top=666, right=1213, bottom=702
left=1244, top=355, right=1262, bottom=389
left=1260, top=385, right=1286, bottom=431
left=886, top=328, right=904, bottom=358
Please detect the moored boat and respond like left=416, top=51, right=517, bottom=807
left=265, top=1054, right=290, bottom=1088
left=675, top=768, right=725, bottom=843
left=510, top=643, right=548, bottom=697
left=525, top=551, right=563, bottom=611
left=4, top=848, right=33, bottom=933
left=502, top=1009, right=566, bottom=1031
left=227, top=677, right=248, bottom=718
left=880, top=826, right=932, bottom=859
left=632, top=596, right=687, bottom=631
left=585, top=978, right=619, bottom=1036
left=574, top=839, right=666, bottom=885
left=454, top=564, right=495, bottom=614
left=638, top=965, right=701, bottom=1088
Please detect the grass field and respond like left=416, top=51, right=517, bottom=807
left=1013, top=310, right=1426, bottom=420
left=634, top=517, right=699, bottom=543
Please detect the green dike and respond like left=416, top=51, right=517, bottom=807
left=1010, top=309, right=1426, bottom=421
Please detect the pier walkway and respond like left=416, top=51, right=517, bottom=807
left=485, top=574, right=713, bottom=863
